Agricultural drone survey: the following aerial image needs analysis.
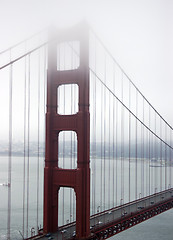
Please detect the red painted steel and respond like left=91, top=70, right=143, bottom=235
left=43, top=22, right=90, bottom=239
left=87, top=199, right=173, bottom=240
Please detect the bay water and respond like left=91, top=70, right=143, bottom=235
left=0, top=156, right=172, bottom=240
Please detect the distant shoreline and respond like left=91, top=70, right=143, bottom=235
left=0, top=152, right=44, bottom=157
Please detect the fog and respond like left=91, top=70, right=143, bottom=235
left=0, top=0, right=173, bottom=142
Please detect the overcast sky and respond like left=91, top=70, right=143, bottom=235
left=0, top=0, right=173, bottom=126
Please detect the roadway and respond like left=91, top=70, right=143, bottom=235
left=36, top=188, right=173, bottom=240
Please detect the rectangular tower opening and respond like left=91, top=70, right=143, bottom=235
left=58, top=187, right=76, bottom=229
left=58, top=131, right=77, bottom=169
left=57, top=84, right=79, bottom=115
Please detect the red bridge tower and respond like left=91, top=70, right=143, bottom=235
left=43, top=23, right=90, bottom=239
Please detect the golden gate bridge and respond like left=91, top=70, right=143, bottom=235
left=0, top=22, right=173, bottom=240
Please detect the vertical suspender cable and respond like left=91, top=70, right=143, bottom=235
left=165, top=124, right=167, bottom=190
left=108, top=81, right=111, bottom=209
left=170, top=129, right=172, bottom=188
left=121, top=72, right=124, bottom=204
left=103, top=53, right=106, bottom=213
left=151, top=124, right=153, bottom=194
left=71, top=45, right=74, bottom=218
left=142, top=98, right=144, bottom=197
left=152, top=113, right=154, bottom=193
left=129, top=81, right=131, bottom=202
left=70, top=84, right=72, bottom=221
left=115, top=96, right=118, bottom=206
left=92, top=67, right=94, bottom=215
left=26, top=54, right=30, bottom=238
left=94, top=39, right=97, bottom=216
left=100, top=71, right=103, bottom=212
left=160, top=118, right=162, bottom=192
left=36, top=49, right=40, bottom=233
left=154, top=112, right=157, bottom=193
left=73, top=83, right=76, bottom=222
left=43, top=45, right=47, bottom=175
left=62, top=88, right=65, bottom=225
left=145, top=103, right=148, bottom=196
left=7, top=60, right=13, bottom=240
left=73, top=50, right=76, bottom=221
left=143, top=99, right=146, bottom=197
left=135, top=90, right=138, bottom=200
left=140, top=102, right=143, bottom=198
left=44, top=45, right=47, bottom=115
left=112, top=63, right=115, bottom=207
left=94, top=46, right=96, bottom=216
left=62, top=43, right=66, bottom=225
left=100, top=71, right=103, bottom=211
left=22, top=54, right=27, bottom=238
left=141, top=99, right=143, bottom=197
left=92, top=38, right=96, bottom=216
left=169, top=129, right=171, bottom=188
left=70, top=43, right=73, bottom=222
left=149, top=106, right=151, bottom=195
left=43, top=46, right=47, bottom=229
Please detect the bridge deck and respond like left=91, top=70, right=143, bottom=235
left=34, top=188, right=173, bottom=240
